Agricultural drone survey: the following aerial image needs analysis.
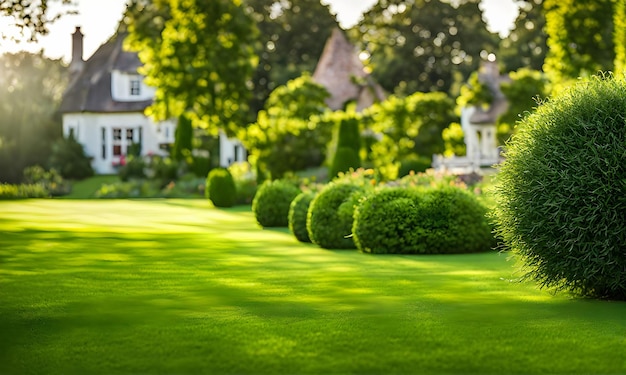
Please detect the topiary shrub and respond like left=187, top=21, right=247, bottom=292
left=205, top=168, right=237, bottom=208
left=353, top=185, right=494, bottom=254
left=288, top=192, right=315, bottom=243
left=307, top=182, right=365, bottom=249
left=398, top=156, right=432, bottom=177
left=252, top=179, right=301, bottom=227
left=493, top=76, right=626, bottom=300
left=330, top=147, right=361, bottom=178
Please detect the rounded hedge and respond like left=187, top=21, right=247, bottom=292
left=288, top=192, right=315, bottom=243
left=307, top=182, right=365, bottom=249
left=353, top=186, right=494, bottom=254
left=493, top=77, right=626, bottom=300
left=252, top=179, right=301, bottom=227
left=205, top=168, right=237, bottom=208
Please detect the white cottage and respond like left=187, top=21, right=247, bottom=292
left=60, top=27, right=244, bottom=175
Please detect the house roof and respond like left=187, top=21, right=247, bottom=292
left=312, top=28, right=385, bottom=111
left=60, top=33, right=152, bottom=113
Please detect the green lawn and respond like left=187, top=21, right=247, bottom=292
left=1, top=200, right=625, bottom=375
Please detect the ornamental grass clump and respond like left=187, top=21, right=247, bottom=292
left=252, top=179, right=301, bottom=227
left=493, top=76, right=626, bottom=300
left=353, top=186, right=494, bottom=254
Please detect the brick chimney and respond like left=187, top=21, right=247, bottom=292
left=69, top=26, right=84, bottom=75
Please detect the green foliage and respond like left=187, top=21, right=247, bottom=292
left=456, top=71, right=493, bottom=111
left=94, top=180, right=160, bottom=199
left=330, top=148, right=361, bottom=179
left=0, top=183, right=49, bottom=199
left=354, top=186, right=494, bottom=255
left=442, top=122, right=466, bottom=157
left=543, top=0, right=615, bottom=83
left=351, top=0, right=498, bottom=94
left=205, top=168, right=237, bottom=208
left=615, top=0, right=626, bottom=75
left=0, top=52, right=66, bottom=183
left=245, top=0, right=338, bottom=114
left=307, top=182, right=365, bottom=249
left=493, top=76, right=626, bottom=300
left=498, top=0, right=546, bottom=72
left=252, top=179, right=301, bottom=227
left=49, top=134, right=94, bottom=180
left=119, top=155, right=146, bottom=182
left=367, top=91, right=455, bottom=180
left=125, top=0, right=258, bottom=135
left=146, top=155, right=178, bottom=184
left=241, top=73, right=332, bottom=179
left=172, top=114, right=193, bottom=161
left=497, top=68, right=549, bottom=143
left=397, top=156, right=431, bottom=177
left=23, top=165, right=70, bottom=196
left=228, top=162, right=257, bottom=205
left=288, top=192, right=315, bottom=243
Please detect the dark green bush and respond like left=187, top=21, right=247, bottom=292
left=493, top=76, right=626, bottom=300
left=252, top=179, right=301, bottom=227
left=330, top=147, right=360, bottom=178
left=288, top=192, right=315, bottom=243
left=23, top=165, right=71, bottom=196
left=49, top=134, right=94, bottom=180
left=205, top=168, right=237, bottom=208
left=398, top=156, right=431, bottom=177
left=354, top=186, right=494, bottom=254
left=307, top=182, right=365, bottom=249
left=119, top=156, right=146, bottom=181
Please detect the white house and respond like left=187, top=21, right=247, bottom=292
left=60, top=27, right=244, bottom=175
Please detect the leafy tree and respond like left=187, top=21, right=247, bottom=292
left=498, top=0, right=546, bottom=72
left=543, top=0, right=615, bottom=83
left=244, top=0, right=339, bottom=115
left=351, top=0, right=498, bottom=95
left=241, top=73, right=331, bottom=179
left=367, top=92, right=456, bottom=180
left=125, top=0, right=258, bottom=136
left=0, top=0, right=75, bottom=41
left=0, top=52, right=66, bottom=183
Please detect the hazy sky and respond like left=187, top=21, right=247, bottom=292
left=0, top=0, right=518, bottom=63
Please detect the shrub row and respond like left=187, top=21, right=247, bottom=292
left=0, top=183, right=49, bottom=200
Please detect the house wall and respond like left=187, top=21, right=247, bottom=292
left=63, top=112, right=175, bottom=174
left=219, top=132, right=246, bottom=167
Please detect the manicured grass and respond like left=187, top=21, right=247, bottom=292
left=1, top=200, right=625, bottom=374
left=62, top=175, right=120, bottom=199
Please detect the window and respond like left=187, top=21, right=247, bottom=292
left=125, top=128, right=134, bottom=154
left=130, top=78, right=141, bottom=96
left=112, top=128, right=122, bottom=156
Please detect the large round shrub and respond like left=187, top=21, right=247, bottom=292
left=493, top=77, right=626, bottom=300
left=252, top=179, right=301, bottom=227
left=288, top=192, right=315, bottom=243
left=205, top=168, right=237, bottom=208
left=354, top=186, right=494, bottom=254
left=307, top=182, right=365, bottom=249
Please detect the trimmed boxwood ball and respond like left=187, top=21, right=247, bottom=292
left=353, top=186, right=494, bottom=254
left=252, top=179, right=301, bottom=227
left=205, top=168, right=236, bottom=208
left=493, top=76, right=626, bottom=300
left=307, top=182, right=365, bottom=249
left=288, top=192, right=315, bottom=243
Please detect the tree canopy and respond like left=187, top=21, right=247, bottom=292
left=543, top=0, right=615, bottom=83
left=498, top=0, right=546, bottom=72
left=0, top=0, right=75, bottom=42
left=245, top=0, right=339, bottom=115
left=124, top=0, right=258, bottom=136
left=350, top=0, right=498, bottom=95
left=0, top=52, right=67, bottom=183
